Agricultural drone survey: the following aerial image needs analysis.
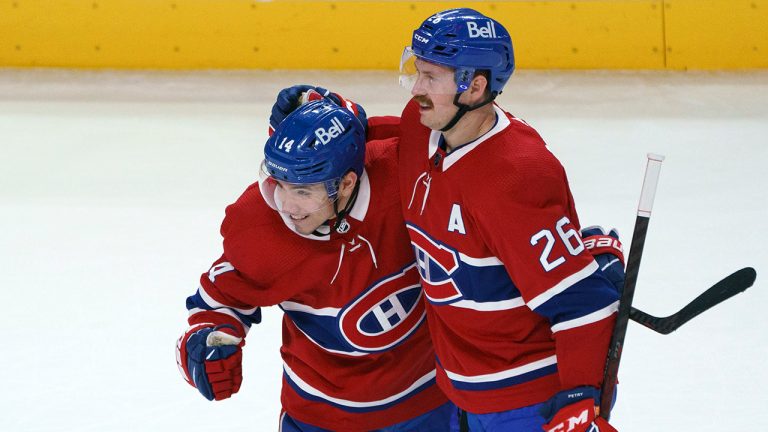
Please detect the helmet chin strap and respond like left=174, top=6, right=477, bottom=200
left=331, top=179, right=361, bottom=231
left=310, top=178, right=361, bottom=237
left=439, top=91, right=498, bottom=132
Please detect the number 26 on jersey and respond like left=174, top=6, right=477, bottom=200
left=530, top=216, right=584, bottom=272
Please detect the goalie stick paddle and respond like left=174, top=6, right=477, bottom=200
left=599, top=154, right=665, bottom=420
left=629, top=267, right=756, bottom=335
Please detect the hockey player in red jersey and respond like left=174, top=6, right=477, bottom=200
left=393, top=10, right=622, bottom=431
left=268, top=8, right=625, bottom=431
left=175, top=100, right=452, bottom=431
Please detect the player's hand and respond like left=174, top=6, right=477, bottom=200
left=269, top=84, right=318, bottom=133
left=581, top=226, right=625, bottom=292
left=176, top=324, right=244, bottom=401
left=540, top=387, right=618, bottom=432
left=269, top=85, right=367, bottom=135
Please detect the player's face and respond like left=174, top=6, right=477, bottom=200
left=273, top=181, right=335, bottom=235
left=411, top=59, right=460, bottom=130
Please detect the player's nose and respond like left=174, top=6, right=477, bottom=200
left=411, top=78, right=427, bottom=97
left=280, top=197, right=303, bottom=214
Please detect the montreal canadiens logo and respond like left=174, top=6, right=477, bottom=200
left=406, top=224, right=463, bottom=303
left=338, top=264, right=425, bottom=352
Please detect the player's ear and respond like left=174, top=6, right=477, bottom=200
left=466, top=74, right=489, bottom=103
left=338, top=171, right=358, bottom=198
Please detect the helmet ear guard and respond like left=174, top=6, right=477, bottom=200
left=454, top=68, right=475, bottom=93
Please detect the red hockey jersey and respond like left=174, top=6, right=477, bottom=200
left=388, top=100, right=619, bottom=414
left=184, top=139, right=446, bottom=431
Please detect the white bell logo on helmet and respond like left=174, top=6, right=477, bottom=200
left=467, top=21, right=497, bottom=39
left=315, top=116, right=345, bottom=145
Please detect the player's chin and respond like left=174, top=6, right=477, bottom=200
left=293, top=225, right=315, bottom=235
left=418, top=113, right=441, bottom=130
left=292, top=219, right=321, bottom=235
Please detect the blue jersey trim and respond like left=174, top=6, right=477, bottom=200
left=283, top=371, right=437, bottom=413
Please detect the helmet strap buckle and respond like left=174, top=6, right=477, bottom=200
left=330, top=178, right=362, bottom=233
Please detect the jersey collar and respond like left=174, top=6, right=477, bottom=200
left=428, top=105, right=510, bottom=171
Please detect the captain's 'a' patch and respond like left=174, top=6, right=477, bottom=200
left=448, top=204, right=466, bottom=234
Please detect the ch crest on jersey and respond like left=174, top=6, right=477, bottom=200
left=406, top=223, right=464, bottom=304
left=338, top=264, right=425, bottom=352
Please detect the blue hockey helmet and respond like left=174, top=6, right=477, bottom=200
left=262, top=99, right=366, bottom=200
left=405, top=8, right=515, bottom=95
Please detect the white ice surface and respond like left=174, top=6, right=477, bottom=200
left=1, top=68, right=766, bottom=431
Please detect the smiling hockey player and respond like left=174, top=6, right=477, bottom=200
left=175, top=100, right=452, bottom=431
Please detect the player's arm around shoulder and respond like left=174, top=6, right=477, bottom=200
left=367, top=116, right=401, bottom=141
left=364, top=136, right=400, bottom=173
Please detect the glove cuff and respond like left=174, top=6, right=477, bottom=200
left=206, top=325, right=244, bottom=347
left=583, top=234, right=625, bottom=265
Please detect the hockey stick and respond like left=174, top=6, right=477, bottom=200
left=599, top=153, right=665, bottom=420
left=629, top=267, right=756, bottom=334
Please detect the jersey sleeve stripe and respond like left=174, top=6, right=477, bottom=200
left=187, top=288, right=263, bottom=330
left=280, top=301, right=342, bottom=316
left=283, top=362, right=437, bottom=412
left=198, top=285, right=260, bottom=315
left=550, top=300, right=619, bottom=333
left=187, top=307, right=250, bottom=333
left=449, top=297, right=525, bottom=311
left=527, top=260, right=599, bottom=310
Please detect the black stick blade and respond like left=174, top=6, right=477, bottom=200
left=630, top=267, right=757, bottom=334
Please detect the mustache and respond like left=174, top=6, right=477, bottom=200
left=413, top=95, right=433, bottom=107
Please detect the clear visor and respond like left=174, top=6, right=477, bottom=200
left=399, top=47, right=463, bottom=95
left=258, top=160, right=338, bottom=217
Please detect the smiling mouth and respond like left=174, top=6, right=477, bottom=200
left=290, top=214, right=309, bottom=221
left=414, top=96, right=433, bottom=110
left=418, top=103, right=434, bottom=113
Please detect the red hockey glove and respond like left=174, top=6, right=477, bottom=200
left=176, top=324, right=244, bottom=401
left=581, top=226, right=625, bottom=292
left=540, top=387, right=618, bottom=432
left=581, top=226, right=624, bottom=264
